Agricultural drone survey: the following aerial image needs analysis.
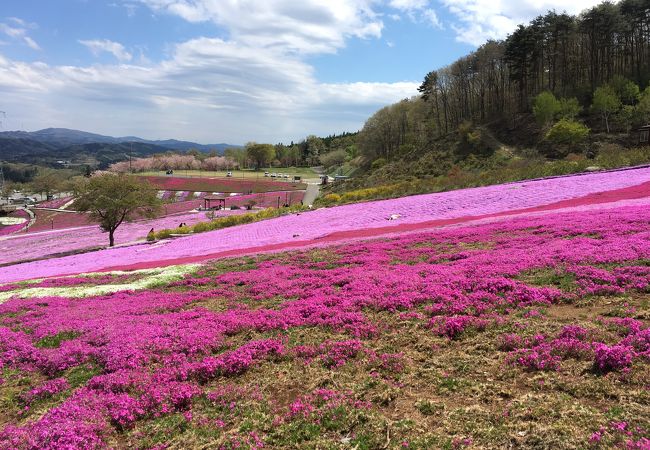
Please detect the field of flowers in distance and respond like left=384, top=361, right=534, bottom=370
left=0, top=201, right=648, bottom=448
left=2, top=166, right=650, bottom=282
left=139, top=175, right=306, bottom=193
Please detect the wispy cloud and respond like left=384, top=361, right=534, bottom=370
left=0, top=17, right=40, bottom=50
left=79, top=39, right=133, bottom=62
left=388, top=0, right=442, bottom=28
left=23, top=36, right=40, bottom=51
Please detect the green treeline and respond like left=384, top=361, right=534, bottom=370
left=416, top=2, right=650, bottom=136
left=313, top=1, right=650, bottom=203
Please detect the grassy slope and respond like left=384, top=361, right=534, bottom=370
left=324, top=123, right=650, bottom=206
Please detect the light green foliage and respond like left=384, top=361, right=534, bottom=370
left=224, top=147, right=247, bottom=168
left=29, top=169, right=66, bottom=198
left=610, top=76, right=640, bottom=105
left=371, top=158, right=387, bottom=170
left=305, top=135, right=325, bottom=165
left=319, top=149, right=348, bottom=169
left=558, top=97, right=582, bottom=119
left=545, top=119, right=590, bottom=148
left=615, top=105, right=636, bottom=132
left=591, top=85, right=621, bottom=132
left=320, top=193, right=341, bottom=206
left=533, top=91, right=561, bottom=125
left=245, top=142, right=276, bottom=169
left=457, top=122, right=491, bottom=157
left=151, top=205, right=307, bottom=241
left=74, top=173, right=161, bottom=247
left=637, top=87, right=650, bottom=124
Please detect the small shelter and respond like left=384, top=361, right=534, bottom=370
left=638, top=124, right=650, bottom=144
left=203, top=196, right=226, bottom=210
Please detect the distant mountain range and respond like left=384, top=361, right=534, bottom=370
left=0, top=128, right=237, bottom=152
left=0, top=128, right=241, bottom=168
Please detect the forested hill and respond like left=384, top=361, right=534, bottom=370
left=415, top=1, right=650, bottom=139
left=318, top=0, right=650, bottom=199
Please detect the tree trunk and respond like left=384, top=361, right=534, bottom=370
left=109, top=230, right=115, bottom=247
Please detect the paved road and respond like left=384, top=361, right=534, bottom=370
left=302, top=182, right=320, bottom=205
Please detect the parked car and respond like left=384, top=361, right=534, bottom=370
left=13, top=197, right=35, bottom=205
left=226, top=171, right=233, bottom=177
left=271, top=173, right=277, bottom=178
left=283, top=174, right=289, bottom=179
left=264, top=171, right=270, bottom=177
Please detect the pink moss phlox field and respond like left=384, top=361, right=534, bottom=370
left=37, top=197, right=73, bottom=209
left=0, top=202, right=649, bottom=447
left=0, top=209, right=30, bottom=236
left=0, top=209, right=245, bottom=267
left=3, top=166, right=650, bottom=282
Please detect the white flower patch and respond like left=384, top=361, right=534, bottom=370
left=0, top=217, right=27, bottom=225
left=0, top=264, right=199, bottom=301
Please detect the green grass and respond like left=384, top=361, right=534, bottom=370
left=35, top=331, right=81, bottom=349
left=138, top=167, right=318, bottom=180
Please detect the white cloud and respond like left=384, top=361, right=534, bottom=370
left=0, top=37, right=417, bottom=142
left=23, top=36, right=41, bottom=51
left=388, top=0, right=442, bottom=28
left=0, top=3, right=426, bottom=142
left=137, top=0, right=383, bottom=54
left=0, top=23, right=26, bottom=39
left=390, top=0, right=428, bottom=9
left=8, top=17, right=28, bottom=27
left=441, top=0, right=604, bottom=46
left=0, top=17, right=40, bottom=51
left=422, top=9, right=441, bottom=28
left=79, top=39, right=133, bottom=62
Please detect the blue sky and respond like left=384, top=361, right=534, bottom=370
left=0, top=0, right=603, bottom=144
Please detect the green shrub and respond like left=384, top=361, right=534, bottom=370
left=533, top=91, right=561, bottom=125
left=371, top=158, right=387, bottom=170
left=154, top=229, right=172, bottom=240
left=543, top=119, right=589, bottom=157
left=149, top=206, right=307, bottom=241
left=558, top=97, right=581, bottom=119
left=321, top=193, right=341, bottom=205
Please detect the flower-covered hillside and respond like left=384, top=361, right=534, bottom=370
left=2, top=165, right=650, bottom=283
left=0, top=204, right=648, bottom=448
